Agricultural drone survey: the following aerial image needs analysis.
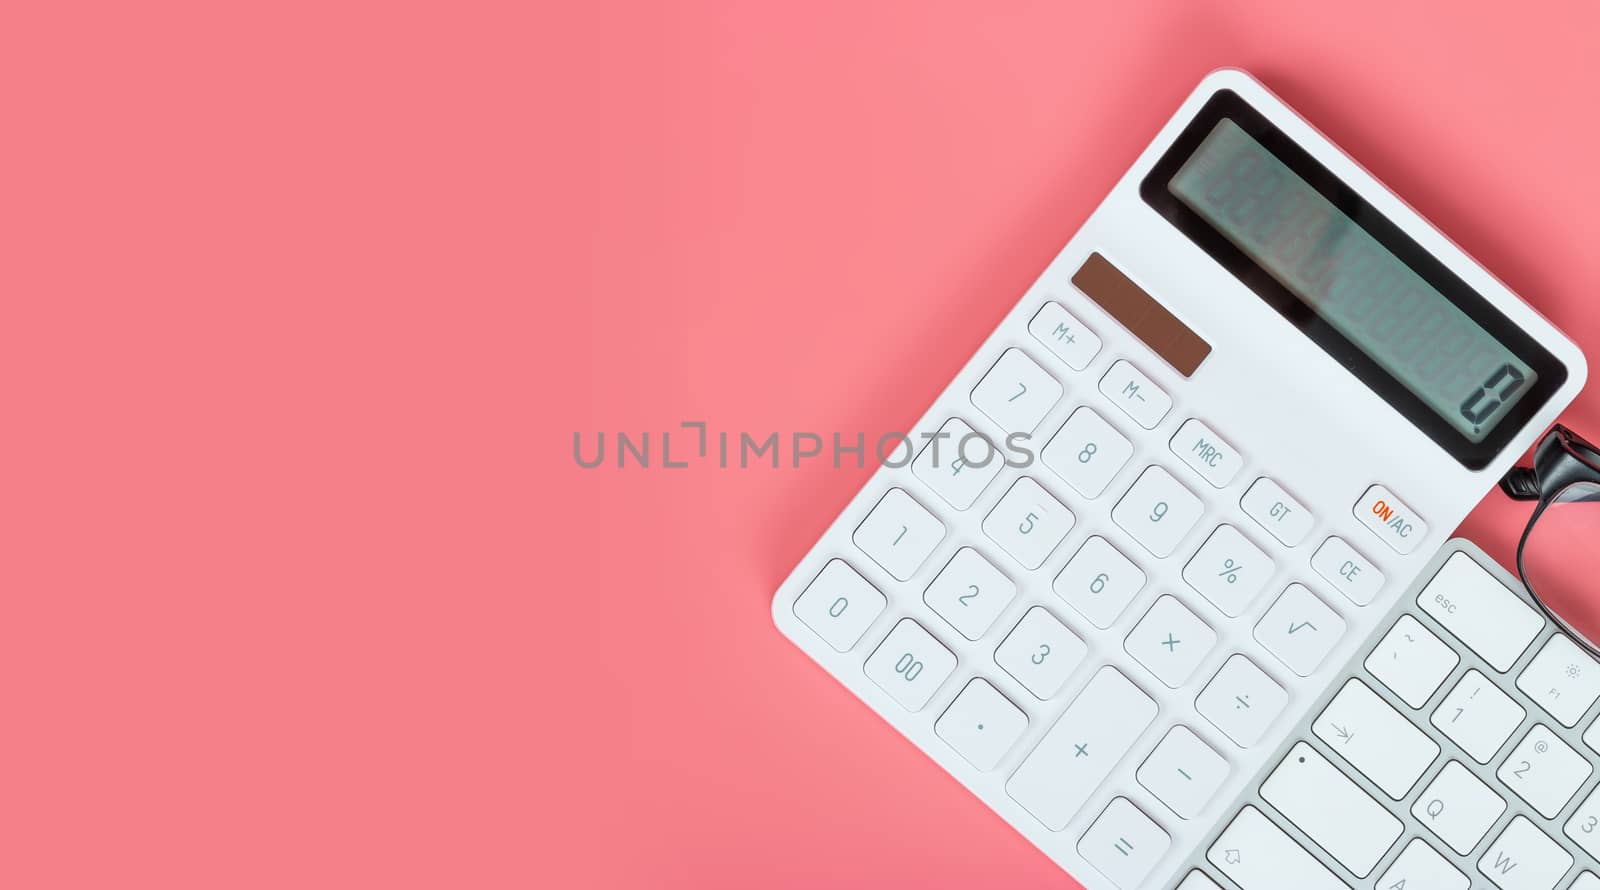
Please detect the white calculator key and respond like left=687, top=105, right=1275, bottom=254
left=864, top=619, right=957, bottom=711
left=1432, top=669, right=1526, bottom=764
left=923, top=547, right=1016, bottom=640
left=1195, top=654, right=1286, bottom=748
left=970, top=348, right=1062, bottom=435
left=1413, top=760, right=1507, bottom=854
left=983, top=477, right=1074, bottom=570
left=1565, top=785, right=1600, bottom=861
left=1254, top=583, right=1346, bottom=677
left=792, top=559, right=886, bottom=652
left=1314, top=678, right=1439, bottom=798
left=1077, top=797, right=1169, bottom=889
left=1176, top=871, right=1223, bottom=890
left=1418, top=550, right=1543, bottom=672
left=1310, top=535, right=1385, bottom=606
left=1112, top=465, right=1203, bottom=558
left=1576, top=873, right=1600, bottom=890
left=1207, top=805, right=1346, bottom=890
left=1478, top=816, right=1571, bottom=890
left=1099, top=360, right=1170, bottom=429
left=1041, top=407, right=1133, bottom=499
left=911, top=417, right=1003, bottom=510
left=1169, top=418, right=1243, bottom=488
left=1379, top=839, right=1469, bottom=890
left=1006, top=666, right=1157, bottom=831
left=1260, top=741, right=1401, bottom=877
left=1053, top=536, right=1146, bottom=629
left=935, top=678, right=1028, bottom=771
left=1028, top=300, right=1101, bottom=370
left=1365, top=614, right=1459, bottom=708
left=1516, top=634, right=1600, bottom=727
left=1136, top=725, right=1229, bottom=820
left=1124, top=595, right=1216, bottom=688
left=1498, top=725, right=1592, bottom=818
left=1239, top=476, right=1313, bottom=546
left=853, top=488, right=945, bottom=582
left=1182, top=525, right=1273, bottom=617
left=1354, top=483, right=1429, bottom=555
left=994, top=606, right=1086, bottom=700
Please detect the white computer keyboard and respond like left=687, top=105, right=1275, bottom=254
left=1177, top=540, right=1600, bottom=890
left=770, top=69, right=1587, bottom=889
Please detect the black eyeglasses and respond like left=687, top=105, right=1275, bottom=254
left=1499, top=423, right=1600, bottom=657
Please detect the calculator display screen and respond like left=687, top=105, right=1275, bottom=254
left=1141, top=90, right=1565, bottom=468
left=1168, top=119, right=1532, bottom=442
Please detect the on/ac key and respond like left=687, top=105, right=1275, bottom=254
left=1354, top=484, right=1428, bottom=555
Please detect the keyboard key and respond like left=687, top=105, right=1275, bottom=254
left=1564, top=784, right=1600, bottom=861
left=1054, top=535, right=1145, bottom=629
left=1498, top=725, right=1591, bottom=818
left=923, top=547, right=1016, bottom=641
left=935, top=678, right=1028, bottom=771
left=1169, top=418, right=1243, bottom=488
left=1254, top=583, right=1346, bottom=677
left=1576, top=872, right=1600, bottom=890
left=1006, top=666, right=1157, bottom=831
left=1239, top=477, right=1313, bottom=546
left=1311, top=536, right=1384, bottom=606
left=1136, top=725, right=1229, bottom=820
left=1379, top=839, right=1468, bottom=890
left=983, top=477, right=1074, bottom=570
left=1364, top=615, right=1459, bottom=708
left=1260, top=741, right=1401, bottom=877
left=1113, top=465, right=1203, bottom=557
left=1413, top=760, right=1506, bottom=854
left=970, top=348, right=1062, bottom=435
left=1099, top=360, right=1170, bottom=429
left=1478, top=816, right=1571, bottom=890
left=1183, top=525, right=1273, bottom=617
left=1432, top=669, right=1526, bottom=764
left=1196, top=655, right=1286, bottom=747
left=1077, top=797, right=1169, bottom=889
left=1176, top=871, right=1223, bottom=890
left=864, top=619, right=957, bottom=711
left=1041, top=407, right=1133, bottom=498
left=792, top=559, right=886, bottom=652
left=853, top=488, right=945, bottom=581
left=1028, top=300, right=1101, bottom=370
left=1124, top=595, right=1216, bottom=688
left=1586, top=715, right=1600, bottom=756
left=1207, top=805, right=1346, bottom=890
left=994, top=606, right=1086, bottom=700
left=1516, top=634, right=1600, bottom=727
left=1418, top=551, right=1543, bottom=672
left=1354, top=483, right=1429, bottom=555
left=911, top=417, right=1004, bottom=510
left=1314, top=678, right=1439, bottom=798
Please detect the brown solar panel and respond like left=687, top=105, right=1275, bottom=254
left=1071, top=252, right=1211, bottom=376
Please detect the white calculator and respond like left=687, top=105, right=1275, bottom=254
left=770, top=68, right=1589, bottom=889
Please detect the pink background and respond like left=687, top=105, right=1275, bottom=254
left=4, top=1, right=1599, bottom=887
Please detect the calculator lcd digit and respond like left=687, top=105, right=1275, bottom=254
left=1141, top=90, right=1565, bottom=469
